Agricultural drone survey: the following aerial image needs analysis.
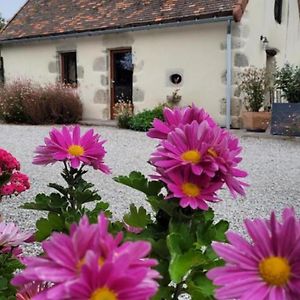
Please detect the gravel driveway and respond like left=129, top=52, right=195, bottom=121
left=1, top=124, right=300, bottom=251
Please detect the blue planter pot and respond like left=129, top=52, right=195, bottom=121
left=271, top=103, right=300, bottom=136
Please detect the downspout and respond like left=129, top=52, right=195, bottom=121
left=226, top=19, right=232, bottom=130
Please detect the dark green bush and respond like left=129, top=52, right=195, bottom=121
left=275, top=64, right=300, bottom=103
left=0, top=80, right=82, bottom=124
left=129, top=104, right=166, bottom=132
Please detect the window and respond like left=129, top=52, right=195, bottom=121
left=274, top=0, right=283, bottom=24
left=61, top=52, right=77, bottom=86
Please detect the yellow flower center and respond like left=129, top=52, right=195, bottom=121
left=68, top=145, right=84, bottom=157
left=90, top=287, right=117, bottom=300
left=259, top=256, right=291, bottom=286
left=181, top=183, right=201, bottom=197
left=77, top=256, right=104, bottom=272
left=98, top=256, right=105, bottom=267
left=207, top=148, right=218, bottom=158
left=181, top=150, right=201, bottom=164
left=76, top=258, right=86, bottom=271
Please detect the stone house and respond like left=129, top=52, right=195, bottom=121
left=0, top=0, right=300, bottom=127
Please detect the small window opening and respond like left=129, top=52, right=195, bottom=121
left=274, top=0, right=283, bottom=24
left=61, top=52, right=77, bottom=86
left=170, top=73, right=182, bottom=85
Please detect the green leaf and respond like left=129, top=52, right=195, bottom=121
left=74, top=189, right=101, bottom=205
left=48, top=183, right=68, bottom=196
left=114, top=171, right=163, bottom=196
left=148, top=196, right=177, bottom=215
left=22, top=193, right=61, bottom=213
left=86, top=201, right=112, bottom=223
left=169, top=249, right=207, bottom=283
left=48, top=212, right=65, bottom=231
left=123, top=204, right=151, bottom=228
left=0, top=278, right=8, bottom=291
left=151, top=285, right=174, bottom=300
left=167, top=233, right=207, bottom=283
left=187, top=273, right=215, bottom=299
left=214, top=220, right=229, bottom=242
left=48, top=193, right=67, bottom=210
left=35, top=218, right=54, bottom=241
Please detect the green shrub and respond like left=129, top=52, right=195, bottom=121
left=113, top=101, right=134, bottom=129
left=0, top=80, right=83, bottom=124
left=129, top=104, right=166, bottom=132
left=275, top=64, right=300, bottom=103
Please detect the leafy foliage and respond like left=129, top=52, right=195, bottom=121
left=275, top=64, right=300, bottom=103
left=0, top=14, right=5, bottom=30
left=22, top=164, right=111, bottom=241
left=114, top=171, right=228, bottom=299
left=128, top=104, right=167, bottom=132
left=0, top=254, right=23, bottom=300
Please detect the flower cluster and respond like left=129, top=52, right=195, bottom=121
left=148, top=105, right=248, bottom=210
left=33, top=125, right=110, bottom=174
left=0, top=148, right=20, bottom=174
left=0, top=222, right=33, bottom=257
left=207, top=208, right=300, bottom=300
left=1, top=172, right=30, bottom=196
left=0, top=148, right=30, bottom=199
left=12, top=214, right=159, bottom=300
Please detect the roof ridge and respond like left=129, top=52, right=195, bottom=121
left=0, top=0, right=243, bottom=42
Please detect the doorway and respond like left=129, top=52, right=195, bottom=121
left=110, top=48, right=133, bottom=119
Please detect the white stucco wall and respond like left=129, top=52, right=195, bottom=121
left=0, top=23, right=229, bottom=125
left=234, top=0, right=300, bottom=68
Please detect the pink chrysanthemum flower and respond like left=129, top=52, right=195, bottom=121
left=150, top=121, right=220, bottom=176
left=12, top=215, right=159, bottom=300
left=0, top=222, right=33, bottom=252
left=33, top=125, right=110, bottom=173
left=150, top=120, right=248, bottom=198
left=147, top=104, right=216, bottom=140
left=161, top=169, right=223, bottom=210
left=67, top=249, right=158, bottom=300
left=16, top=282, right=51, bottom=300
left=207, top=208, right=300, bottom=300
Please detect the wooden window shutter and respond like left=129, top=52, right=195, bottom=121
left=274, top=0, right=283, bottom=24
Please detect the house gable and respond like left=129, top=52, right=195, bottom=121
left=0, top=0, right=248, bottom=42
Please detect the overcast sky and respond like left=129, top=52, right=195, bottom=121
left=0, top=0, right=27, bottom=20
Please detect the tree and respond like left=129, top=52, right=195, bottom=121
left=0, top=14, right=6, bottom=30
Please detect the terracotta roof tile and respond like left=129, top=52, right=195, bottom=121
left=0, top=0, right=241, bottom=41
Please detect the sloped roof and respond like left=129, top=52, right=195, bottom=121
left=0, top=0, right=246, bottom=42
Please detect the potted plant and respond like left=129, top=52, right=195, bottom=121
left=239, top=67, right=271, bottom=132
left=271, top=64, right=300, bottom=136
left=167, top=88, right=182, bottom=106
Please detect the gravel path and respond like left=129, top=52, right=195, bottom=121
left=1, top=124, right=300, bottom=253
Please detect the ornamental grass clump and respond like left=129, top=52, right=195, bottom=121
left=0, top=80, right=82, bottom=124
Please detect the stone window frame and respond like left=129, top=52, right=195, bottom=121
left=60, top=51, right=78, bottom=87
